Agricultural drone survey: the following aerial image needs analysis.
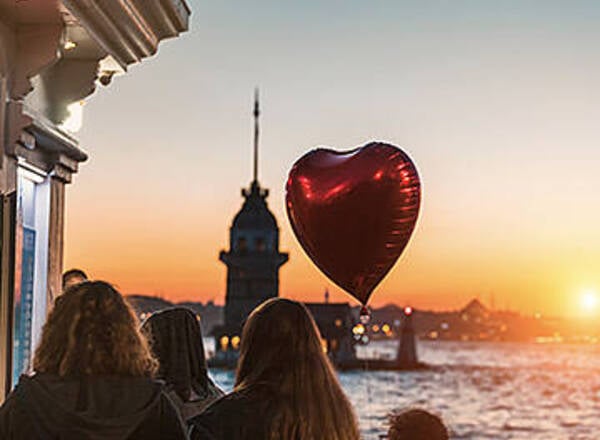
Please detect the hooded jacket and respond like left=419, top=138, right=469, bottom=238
left=141, top=308, right=223, bottom=421
left=0, top=373, right=190, bottom=440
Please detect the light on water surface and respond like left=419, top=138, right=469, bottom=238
left=209, top=341, right=600, bottom=439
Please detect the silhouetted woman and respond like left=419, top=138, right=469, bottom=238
left=189, top=298, right=360, bottom=440
left=0, top=281, right=188, bottom=440
left=142, top=308, right=223, bottom=420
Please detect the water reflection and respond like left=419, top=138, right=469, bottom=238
left=210, top=341, right=600, bottom=439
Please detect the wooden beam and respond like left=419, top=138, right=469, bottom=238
left=46, top=176, right=64, bottom=305
left=0, top=192, right=16, bottom=402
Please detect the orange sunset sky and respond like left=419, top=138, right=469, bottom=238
left=64, top=1, right=600, bottom=317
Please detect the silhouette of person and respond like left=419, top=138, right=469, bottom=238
left=0, top=281, right=188, bottom=440
left=189, top=298, right=360, bottom=440
left=142, top=308, right=223, bottom=420
left=61, top=268, right=88, bottom=290
left=386, top=408, right=449, bottom=440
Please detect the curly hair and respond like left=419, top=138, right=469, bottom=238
left=33, top=281, right=157, bottom=377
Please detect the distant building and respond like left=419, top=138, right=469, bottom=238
left=0, top=0, right=190, bottom=399
left=214, top=91, right=288, bottom=350
left=460, top=298, right=490, bottom=323
left=305, top=302, right=356, bottom=364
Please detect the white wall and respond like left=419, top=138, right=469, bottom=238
left=15, top=166, right=50, bottom=383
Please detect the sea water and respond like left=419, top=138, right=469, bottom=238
left=209, top=340, right=600, bottom=439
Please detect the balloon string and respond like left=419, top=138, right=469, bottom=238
left=358, top=304, right=374, bottom=435
left=364, top=356, right=374, bottom=435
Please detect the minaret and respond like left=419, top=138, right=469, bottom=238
left=218, top=90, right=289, bottom=338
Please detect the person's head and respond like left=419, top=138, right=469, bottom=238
left=387, top=409, right=449, bottom=440
left=34, top=281, right=157, bottom=377
left=236, top=298, right=360, bottom=440
left=141, top=308, right=211, bottom=401
left=62, top=268, right=88, bottom=290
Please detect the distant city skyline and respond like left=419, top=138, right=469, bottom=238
left=64, top=0, right=600, bottom=317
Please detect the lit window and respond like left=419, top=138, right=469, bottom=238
left=220, top=336, right=229, bottom=351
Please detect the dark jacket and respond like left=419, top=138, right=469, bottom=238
left=0, top=373, right=190, bottom=440
left=189, top=388, right=270, bottom=440
left=141, top=308, right=224, bottom=421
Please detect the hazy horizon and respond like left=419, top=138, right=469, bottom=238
left=64, top=0, right=600, bottom=318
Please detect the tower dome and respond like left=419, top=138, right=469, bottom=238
left=231, top=181, right=277, bottom=231
left=228, top=180, right=280, bottom=254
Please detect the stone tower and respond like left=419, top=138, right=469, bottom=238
left=219, top=90, right=288, bottom=336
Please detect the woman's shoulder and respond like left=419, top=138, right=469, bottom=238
left=188, top=390, right=263, bottom=440
left=197, top=390, right=254, bottom=418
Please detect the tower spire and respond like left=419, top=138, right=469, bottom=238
left=253, top=88, right=260, bottom=184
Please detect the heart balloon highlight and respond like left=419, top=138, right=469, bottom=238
left=285, top=142, right=421, bottom=305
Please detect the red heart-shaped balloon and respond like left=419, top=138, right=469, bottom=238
left=285, top=142, right=421, bottom=305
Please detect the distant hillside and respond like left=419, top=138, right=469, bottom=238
left=126, top=295, right=574, bottom=343
left=127, top=295, right=174, bottom=313
left=126, top=295, right=223, bottom=335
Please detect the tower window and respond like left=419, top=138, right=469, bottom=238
left=237, top=237, right=248, bottom=253
left=255, top=237, right=266, bottom=252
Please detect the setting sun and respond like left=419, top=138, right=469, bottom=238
left=580, top=290, right=599, bottom=315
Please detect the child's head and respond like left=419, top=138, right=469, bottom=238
left=387, top=408, right=449, bottom=440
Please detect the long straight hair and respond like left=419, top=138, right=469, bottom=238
left=235, top=298, right=360, bottom=440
